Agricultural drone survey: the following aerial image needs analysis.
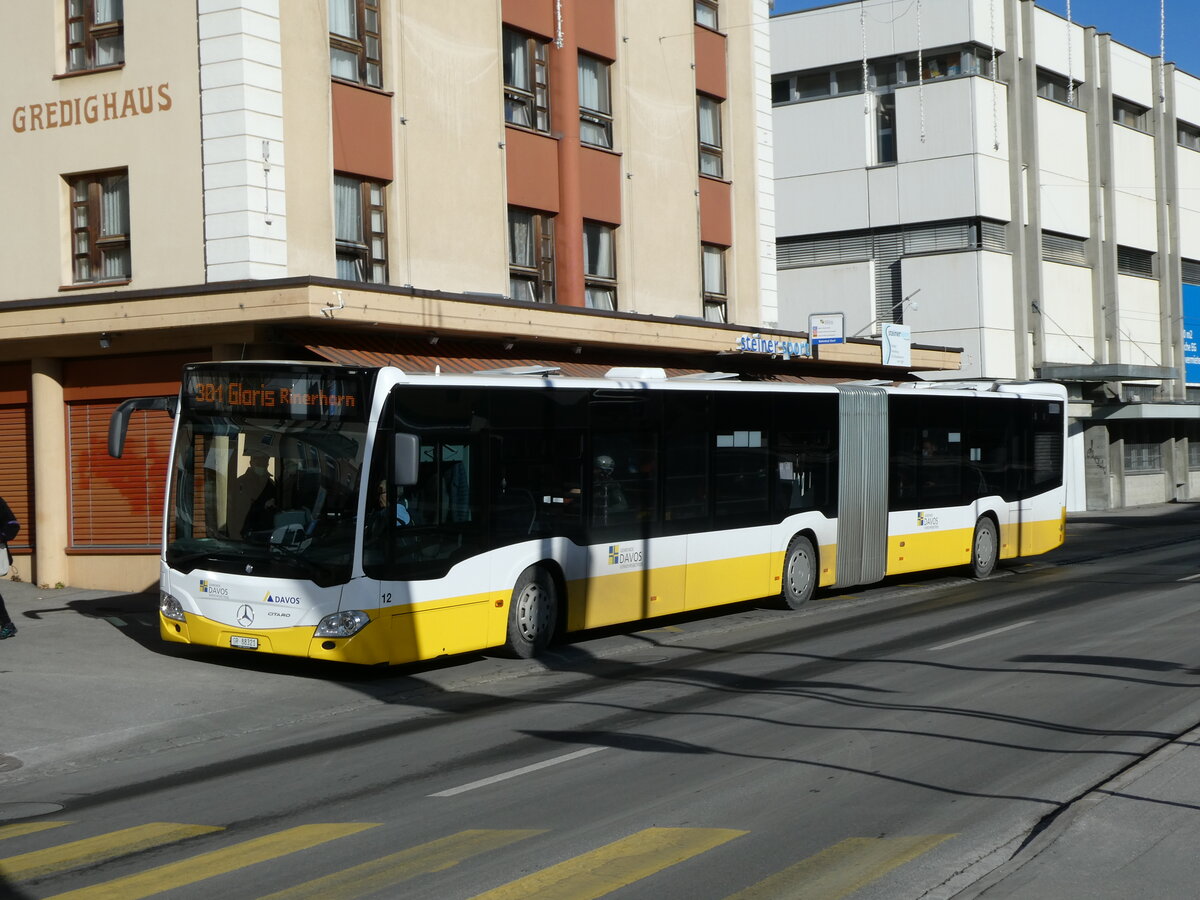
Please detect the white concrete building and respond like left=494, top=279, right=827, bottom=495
left=771, top=0, right=1200, bottom=510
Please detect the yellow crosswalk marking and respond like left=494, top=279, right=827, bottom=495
left=0, top=821, right=71, bottom=842
left=259, top=829, right=546, bottom=900
left=1, top=823, right=222, bottom=881
left=468, top=827, right=746, bottom=900
left=43, top=823, right=378, bottom=900
left=724, top=834, right=955, bottom=900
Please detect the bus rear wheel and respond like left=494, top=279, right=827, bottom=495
left=782, top=535, right=816, bottom=610
left=971, top=517, right=998, bottom=579
left=505, top=566, right=558, bottom=659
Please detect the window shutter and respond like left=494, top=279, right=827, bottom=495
left=1042, top=232, right=1087, bottom=265
left=69, top=400, right=173, bottom=548
left=1182, top=258, right=1200, bottom=285
left=0, top=405, right=33, bottom=551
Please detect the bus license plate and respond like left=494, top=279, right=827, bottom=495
left=230, top=635, right=259, bottom=650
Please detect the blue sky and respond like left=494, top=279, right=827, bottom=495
left=770, top=1, right=1200, bottom=76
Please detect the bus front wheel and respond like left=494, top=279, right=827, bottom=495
left=505, top=566, right=558, bottom=658
left=782, top=535, right=817, bottom=610
left=971, top=517, right=998, bottom=579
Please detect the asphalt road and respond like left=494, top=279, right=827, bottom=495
left=4, top=510, right=1200, bottom=899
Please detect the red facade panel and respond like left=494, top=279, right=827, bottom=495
left=694, top=25, right=728, bottom=100
left=699, top=176, right=732, bottom=247
left=506, top=126, right=561, bottom=212
left=332, top=82, right=395, bottom=182
left=577, top=1, right=616, bottom=60
left=579, top=147, right=622, bottom=225
left=502, top=0, right=554, bottom=38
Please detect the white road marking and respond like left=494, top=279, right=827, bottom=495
left=1178, top=573, right=1200, bottom=582
left=928, top=620, right=1035, bottom=651
left=429, top=747, right=608, bottom=797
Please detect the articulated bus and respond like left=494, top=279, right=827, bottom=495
left=109, top=362, right=1066, bottom=666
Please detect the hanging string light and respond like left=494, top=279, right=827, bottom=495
left=861, top=0, right=870, bottom=115
left=917, top=0, right=926, bottom=142
left=554, top=0, right=563, bottom=49
left=990, top=0, right=999, bottom=150
left=1066, top=0, right=1074, bottom=105
left=1159, top=0, right=1167, bottom=103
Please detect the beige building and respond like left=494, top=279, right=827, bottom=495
left=0, top=0, right=957, bottom=592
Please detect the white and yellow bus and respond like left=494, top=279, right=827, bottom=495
left=110, top=362, right=1066, bottom=666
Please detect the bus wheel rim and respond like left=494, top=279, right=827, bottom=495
left=516, top=583, right=547, bottom=640
left=976, top=527, right=995, bottom=566
left=788, top=547, right=812, bottom=595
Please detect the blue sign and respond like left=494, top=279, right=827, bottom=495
left=1184, top=284, right=1200, bottom=385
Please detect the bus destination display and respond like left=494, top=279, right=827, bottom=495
left=183, top=370, right=367, bottom=420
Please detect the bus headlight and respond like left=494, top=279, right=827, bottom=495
left=160, top=592, right=186, bottom=622
left=315, top=610, right=370, bottom=638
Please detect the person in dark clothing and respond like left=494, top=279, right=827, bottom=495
left=0, top=495, right=19, bottom=639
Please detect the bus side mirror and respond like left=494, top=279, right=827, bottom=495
left=393, top=433, right=419, bottom=486
left=108, top=396, right=177, bottom=458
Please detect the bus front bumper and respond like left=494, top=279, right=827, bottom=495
left=160, top=610, right=390, bottom=665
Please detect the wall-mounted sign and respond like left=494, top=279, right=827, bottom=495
left=11, top=83, right=173, bottom=134
left=809, top=313, right=845, bottom=345
left=736, top=334, right=811, bottom=359
left=882, top=324, right=911, bottom=367
left=1184, top=284, right=1200, bottom=385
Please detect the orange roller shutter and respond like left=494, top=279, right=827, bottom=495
left=0, top=405, right=33, bottom=551
left=68, top=401, right=173, bottom=549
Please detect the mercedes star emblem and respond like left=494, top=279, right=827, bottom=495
left=236, top=604, right=254, bottom=627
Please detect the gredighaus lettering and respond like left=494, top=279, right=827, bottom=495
left=11, top=83, right=172, bottom=134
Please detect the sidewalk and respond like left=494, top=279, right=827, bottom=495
left=957, top=726, right=1200, bottom=898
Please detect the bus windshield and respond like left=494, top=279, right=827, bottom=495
left=165, top=367, right=371, bottom=587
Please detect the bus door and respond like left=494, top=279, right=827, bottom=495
left=835, top=386, right=888, bottom=588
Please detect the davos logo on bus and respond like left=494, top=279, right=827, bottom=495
left=198, top=580, right=229, bottom=597
left=607, top=544, right=644, bottom=568
left=917, top=511, right=940, bottom=528
left=263, top=591, right=302, bottom=605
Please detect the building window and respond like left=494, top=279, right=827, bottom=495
left=583, top=221, right=617, bottom=311
left=1036, top=69, right=1078, bottom=106
left=1189, top=436, right=1200, bottom=469
left=772, top=66, right=864, bottom=104
left=66, top=0, right=124, bottom=72
left=579, top=54, right=613, bottom=149
left=876, top=92, right=897, bottom=164
left=1179, top=121, right=1200, bottom=151
left=702, top=244, right=727, bottom=322
left=695, top=0, right=718, bottom=29
left=334, top=175, right=387, bottom=283
left=1124, top=430, right=1163, bottom=472
left=698, top=95, right=723, bottom=177
left=1113, top=97, right=1151, bottom=133
left=69, top=170, right=130, bottom=283
left=1117, top=245, right=1154, bottom=278
left=504, top=28, right=550, bottom=133
left=329, top=0, right=382, bottom=88
left=509, top=208, right=555, bottom=303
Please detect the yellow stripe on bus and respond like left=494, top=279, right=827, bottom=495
left=258, top=829, right=544, bottom=900
left=468, top=827, right=746, bottom=900
left=2, top=823, right=222, bottom=881
left=724, top=834, right=954, bottom=900
left=43, top=823, right=377, bottom=900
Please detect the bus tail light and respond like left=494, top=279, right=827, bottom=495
left=160, top=592, right=186, bottom=622
left=315, top=610, right=370, bottom=638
